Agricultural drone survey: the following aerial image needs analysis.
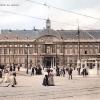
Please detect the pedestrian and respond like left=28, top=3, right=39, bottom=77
left=48, top=69, right=55, bottom=86
left=68, top=66, right=73, bottom=80
left=3, top=70, right=10, bottom=83
left=31, top=67, right=35, bottom=76
left=47, top=68, right=50, bottom=75
left=56, top=66, right=60, bottom=76
left=17, top=65, right=20, bottom=71
left=10, top=66, right=12, bottom=72
left=62, top=67, right=65, bottom=77
left=82, top=66, right=88, bottom=77
left=77, top=66, right=81, bottom=75
left=42, top=72, right=48, bottom=86
left=37, top=67, right=39, bottom=75
left=7, top=71, right=17, bottom=87
left=35, top=67, right=37, bottom=75
left=0, top=69, right=2, bottom=78
left=38, top=67, right=42, bottom=75
left=66, top=67, right=69, bottom=72
left=13, top=65, right=16, bottom=71
left=59, top=68, right=62, bottom=76
left=0, top=70, right=10, bottom=85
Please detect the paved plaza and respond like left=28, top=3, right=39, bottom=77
left=0, top=70, right=100, bottom=100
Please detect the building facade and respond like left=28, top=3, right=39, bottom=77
left=0, top=19, right=100, bottom=69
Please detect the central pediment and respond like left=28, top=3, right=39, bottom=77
left=35, top=34, right=59, bottom=44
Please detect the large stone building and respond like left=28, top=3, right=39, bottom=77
left=0, top=19, right=100, bottom=69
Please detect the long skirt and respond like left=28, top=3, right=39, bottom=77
left=42, top=75, right=48, bottom=86
left=48, top=76, right=54, bottom=86
left=9, top=76, right=17, bottom=85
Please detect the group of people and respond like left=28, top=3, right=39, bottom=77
left=31, top=66, right=42, bottom=75
left=77, top=66, right=88, bottom=77
left=0, top=68, right=17, bottom=87
left=42, top=66, right=74, bottom=86
left=42, top=68, right=54, bottom=86
left=9, top=65, right=20, bottom=72
left=56, top=66, right=73, bottom=79
left=0, top=64, right=20, bottom=87
left=81, top=66, right=88, bottom=77
left=56, top=65, right=88, bottom=80
left=0, top=63, right=89, bottom=87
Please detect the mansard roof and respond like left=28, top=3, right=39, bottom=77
left=0, top=29, right=100, bottom=40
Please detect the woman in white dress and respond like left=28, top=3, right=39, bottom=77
left=0, top=70, right=10, bottom=86
left=7, top=71, right=17, bottom=87
left=48, top=69, right=55, bottom=86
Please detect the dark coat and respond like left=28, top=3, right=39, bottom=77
left=68, top=68, right=73, bottom=75
left=42, top=75, right=48, bottom=86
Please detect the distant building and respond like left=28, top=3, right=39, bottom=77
left=0, top=19, right=100, bottom=69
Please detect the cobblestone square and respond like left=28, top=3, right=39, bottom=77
left=0, top=73, right=100, bottom=100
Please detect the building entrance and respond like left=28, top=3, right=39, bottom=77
left=43, top=57, right=55, bottom=68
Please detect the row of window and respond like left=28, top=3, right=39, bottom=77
left=0, top=57, right=80, bottom=65
left=0, top=48, right=98, bottom=55
left=0, top=44, right=99, bottom=48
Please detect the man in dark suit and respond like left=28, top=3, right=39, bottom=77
left=68, top=66, right=73, bottom=80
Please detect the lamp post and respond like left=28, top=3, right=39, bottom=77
left=56, top=42, right=57, bottom=68
left=61, top=36, right=65, bottom=67
left=13, top=45, right=15, bottom=67
left=78, top=27, right=80, bottom=62
left=77, top=26, right=81, bottom=75
left=26, top=44, right=30, bottom=74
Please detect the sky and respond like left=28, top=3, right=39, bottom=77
left=0, top=0, right=100, bottom=30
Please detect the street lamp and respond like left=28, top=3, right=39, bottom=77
left=13, top=46, right=15, bottom=67
left=61, top=36, right=65, bottom=67
left=77, top=26, right=81, bottom=75
left=26, top=44, right=30, bottom=74
left=56, top=42, right=57, bottom=68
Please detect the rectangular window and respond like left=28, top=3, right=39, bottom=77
left=19, top=49, right=23, bottom=54
left=34, top=45, right=38, bottom=53
left=85, top=50, right=87, bottom=54
left=14, top=48, right=17, bottom=54
left=29, top=48, right=33, bottom=54
left=67, top=48, right=70, bottom=54
left=69, top=49, right=73, bottom=54
left=4, top=49, right=7, bottom=54
left=52, top=45, right=56, bottom=53
left=60, top=45, right=63, bottom=53
left=85, top=45, right=88, bottom=47
left=24, top=48, right=27, bottom=54
left=90, top=45, right=93, bottom=47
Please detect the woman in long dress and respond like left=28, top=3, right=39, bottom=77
left=7, top=71, right=17, bottom=87
left=3, top=70, right=10, bottom=83
left=48, top=69, right=54, bottom=86
left=42, top=71, right=48, bottom=86
left=0, top=70, right=10, bottom=86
